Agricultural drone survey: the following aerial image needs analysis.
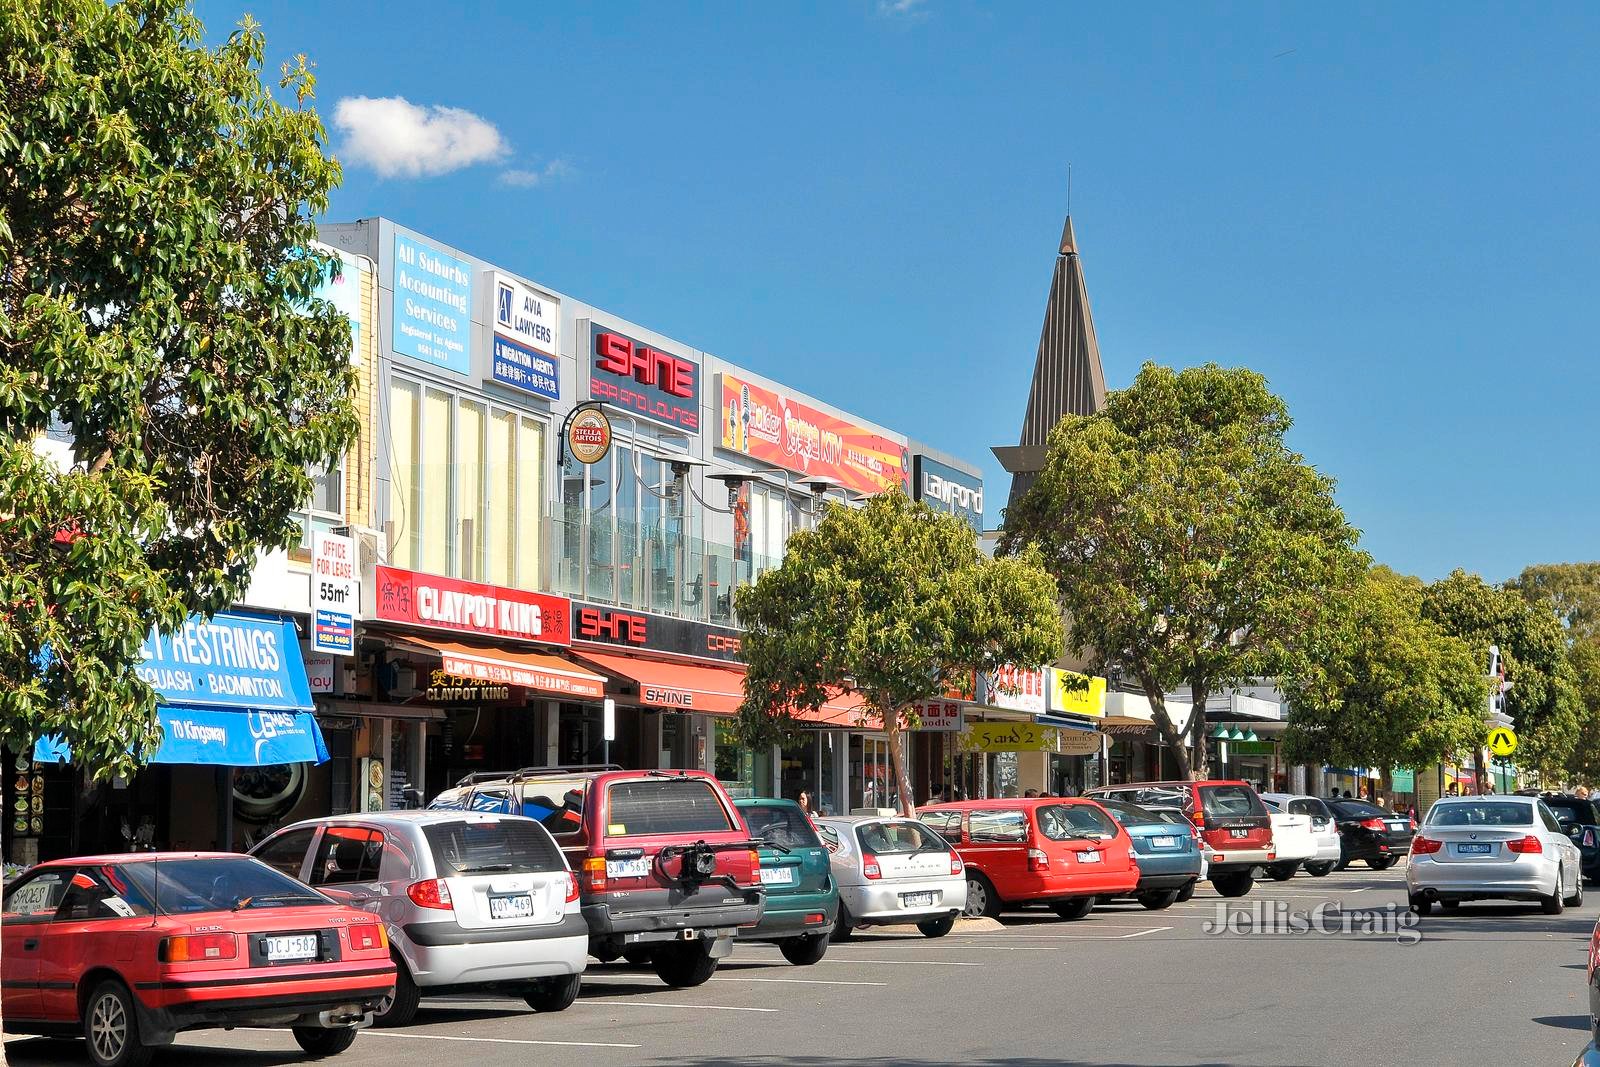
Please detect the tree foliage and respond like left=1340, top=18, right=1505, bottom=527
left=1282, top=567, right=1485, bottom=772
left=1565, top=640, right=1600, bottom=787
left=735, top=490, right=1062, bottom=815
left=0, top=0, right=354, bottom=776
left=1507, top=562, right=1600, bottom=644
left=1000, top=362, right=1365, bottom=779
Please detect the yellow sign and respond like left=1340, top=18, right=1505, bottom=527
left=964, top=721, right=1056, bottom=753
left=1049, top=669, right=1107, bottom=718
left=1487, top=726, right=1518, bottom=758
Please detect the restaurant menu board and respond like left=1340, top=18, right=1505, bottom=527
left=13, top=754, right=43, bottom=836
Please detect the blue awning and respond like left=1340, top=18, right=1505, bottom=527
left=34, top=707, right=328, bottom=768
left=1035, top=713, right=1101, bottom=733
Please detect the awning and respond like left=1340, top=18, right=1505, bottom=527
left=574, top=651, right=863, bottom=725
left=392, top=636, right=606, bottom=700
left=1035, top=713, right=1101, bottom=733
left=35, top=706, right=330, bottom=768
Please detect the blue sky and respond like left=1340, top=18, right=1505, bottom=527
left=202, top=1, right=1599, bottom=583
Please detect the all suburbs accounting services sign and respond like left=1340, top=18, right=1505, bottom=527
left=376, top=566, right=572, bottom=646
left=588, top=322, right=701, bottom=433
left=393, top=233, right=472, bottom=375
left=488, top=272, right=560, bottom=401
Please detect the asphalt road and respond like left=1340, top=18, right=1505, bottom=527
left=7, top=861, right=1596, bottom=1067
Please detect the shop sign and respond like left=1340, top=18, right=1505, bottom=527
left=392, top=233, right=472, bottom=375
left=375, top=566, right=572, bottom=646
left=311, top=531, right=357, bottom=656
left=567, top=407, right=612, bottom=465
left=1227, top=740, right=1277, bottom=756
left=489, top=272, right=560, bottom=401
left=717, top=373, right=909, bottom=497
left=309, top=243, right=367, bottom=366
left=910, top=701, right=962, bottom=731
left=1057, top=730, right=1104, bottom=756
left=589, top=323, right=700, bottom=432
left=424, top=669, right=511, bottom=704
left=1048, top=669, right=1106, bottom=718
left=913, top=455, right=983, bottom=530
left=1099, top=715, right=1155, bottom=738
left=963, top=721, right=1056, bottom=752
left=570, top=600, right=743, bottom=663
left=306, top=655, right=336, bottom=694
left=492, top=335, right=560, bottom=401
left=139, top=613, right=315, bottom=711
left=979, top=665, right=1048, bottom=714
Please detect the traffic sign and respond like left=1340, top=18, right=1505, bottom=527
left=1487, top=726, right=1518, bottom=758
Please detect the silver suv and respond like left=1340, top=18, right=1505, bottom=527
left=250, top=810, right=586, bottom=1027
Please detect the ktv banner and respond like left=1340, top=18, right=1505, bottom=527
left=717, top=373, right=909, bottom=497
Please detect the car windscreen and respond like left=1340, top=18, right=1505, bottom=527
left=423, top=818, right=565, bottom=876
left=740, top=805, right=821, bottom=850
left=1330, top=800, right=1389, bottom=820
left=1200, top=785, right=1267, bottom=818
left=856, top=820, right=949, bottom=855
left=1036, top=804, right=1117, bottom=840
left=1427, top=802, right=1534, bottom=827
left=514, top=779, right=589, bottom=837
left=1094, top=800, right=1164, bottom=827
left=606, top=778, right=733, bottom=837
left=116, top=857, right=325, bottom=914
left=1544, top=800, right=1597, bottom=825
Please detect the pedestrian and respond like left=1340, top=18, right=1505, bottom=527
left=1578, top=785, right=1591, bottom=800
left=1375, top=794, right=1388, bottom=812
left=1059, top=783, right=1079, bottom=798
left=1342, top=790, right=1353, bottom=799
left=1024, top=788, right=1040, bottom=799
left=797, top=790, right=815, bottom=817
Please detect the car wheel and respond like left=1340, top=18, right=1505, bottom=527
left=917, top=916, right=956, bottom=938
left=1212, top=872, right=1253, bottom=898
left=524, top=973, right=582, bottom=1012
left=1051, top=897, right=1095, bottom=920
left=1566, top=870, right=1585, bottom=908
left=1175, top=879, right=1197, bottom=903
left=1543, top=866, right=1568, bottom=915
left=1266, top=863, right=1298, bottom=882
left=1409, top=894, right=1433, bottom=916
left=830, top=903, right=855, bottom=943
left=591, top=943, right=623, bottom=964
left=1304, top=861, right=1335, bottom=877
left=1367, top=856, right=1396, bottom=871
left=83, top=980, right=151, bottom=1067
left=964, top=874, right=1001, bottom=920
left=652, top=940, right=719, bottom=987
left=293, top=1025, right=359, bottom=1058
left=779, top=934, right=830, bottom=964
left=373, top=955, right=421, bottom=1028
left=1137, top=888, right=1181, bottom=911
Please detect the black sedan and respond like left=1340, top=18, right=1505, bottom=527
left=1533, top=792, right=1600, bottom=884
left=1329, top=799, right=1414, bottom=870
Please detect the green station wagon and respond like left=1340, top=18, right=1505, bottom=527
left=733, top=798, right=839, bottom=965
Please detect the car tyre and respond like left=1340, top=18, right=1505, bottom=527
left=830, top=903, right=855, bottom=943
left=1367, top=856, right=1396, bottom=871
left=1266, top=863, right=1298, bottom=882
left=1304, top=861, right=1335, bottom=877
left=373, top=955, right=421, bottom=1028
left=1211, top=872, right=1253, bottom=898
left=524, top=973, right=582, bottom=1012
left=83, top=980, right=151, bottom=1067
left=1566, top=871, right=1585, bottom=908
left=1137, top=888, right=1181, bottom=911
left=780, top=933, right=830, bottom=964
left=293, top=1026, right=359, bottom=1058
left=1051, top=897, right=1095, bottom=921
left=1174, top=879, right=1197, bottom=903
left=964, top=873, right=1002, bottom=920
left=1409, top=894, right=1433, bottom=916
left=917, top=916, right=956, bottom=938
left=1543, top=867, right=1567, bottom=915
left=652, top=940, right=719, bottom=988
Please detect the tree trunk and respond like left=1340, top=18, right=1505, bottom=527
left=883, top=700, right=916, bottom=818
left=1188, top=682, right=1210, bottom=780
left=1140, top=677, right=1193, bottom=781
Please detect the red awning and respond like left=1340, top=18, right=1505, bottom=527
left=574, top=651, right=864, bottom=725
left=393, top=637, right=607, bottom=700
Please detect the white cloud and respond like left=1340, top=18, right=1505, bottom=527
left=333, top=96, right=509, bottom=178
left=877, top=0, right=926, bottom=14
left=498, top=159, right=576, bottom=189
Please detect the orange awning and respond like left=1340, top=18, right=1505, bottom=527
left=394, top=637, right=607, bottom=700
left=574, top=651, right=865, bottom=725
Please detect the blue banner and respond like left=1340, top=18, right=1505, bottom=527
left=139, top=613, right=314, bottom=712
left=492, top=334, right=560, bottom=400
left=392, top=232, right=472, bottom=375
left=34, top=708, right=329, bottom=767
left=914, top=455, right=984, bottom=530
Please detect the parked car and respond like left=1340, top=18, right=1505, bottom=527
left=918, top=798, right=1139, bottom=920
left=1328, top=798, right=1414, bottom=870
left=1407, top=794, right=1583, bottom=915
left=429, top=767, right=763, bottom=988
left=1261, top=793, right=1342, bottom=877
left=733, top=798, right=839, bottom=964
left=1250, top=798, right=1314, bottom=880
left=250, top=810, right=585, bottom=1027
left=813, top=816, right=965, bottom=939
left=1084, top=780, right=1275, bottom=897
left=1092, top=799, right=1202, bottom=909
left=1530, top=792, right=1600, bottom=885
left=1, top=852, right=394, bottom=1067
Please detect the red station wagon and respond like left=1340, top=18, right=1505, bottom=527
left=1086, top=780, right=1276, bottom=897
left=918, top=798, right=1140, bottom=920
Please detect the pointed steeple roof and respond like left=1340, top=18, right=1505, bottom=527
left=993, top=214, right=1108, bottom=508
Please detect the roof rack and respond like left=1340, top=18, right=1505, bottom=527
left=451, top=764, right=623, bottom=789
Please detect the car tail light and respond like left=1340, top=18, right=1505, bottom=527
left=407, top=879, right=454, bottom=910
left=862, top=854, right=882, bottom=879
left=564, top=871, right=581, bottom=903
left=949, top=851, right=963, bottom=875
left=749, top=849, right=761, bottom=875
left=160, top=934, right=238, bottom=962
left=582, top=856, right=607, bottom=892
left=1189, top=810, right=1206, bottom=829
left=1506, top=835, right=1543, bottom=854
left=347, top=923, right=386, bottom=952
left=1410, top=837, right=1442, bottom=855
left=804, top=912, right=827, bottom=925
left=1027, top=848, right=1050, bottom=872
left=1584, top=829, right=1597, bottom=849
left=1360, top=818, right=1386, bottom=831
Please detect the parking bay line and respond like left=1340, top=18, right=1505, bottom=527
left=358, top=1031, right=642, bottom=1050
left=574, top=1000, right=779, bottom=1013
left=709, top=976, right=887, bottom=986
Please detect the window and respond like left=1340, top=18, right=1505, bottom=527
left=606, top=778, right=733, bottom=837
left=741, top=805, right=822, bottom=850
left=252, top=827, right=317, bottom=878
left=115, top=857, right=323, bottom=913
left=516, top=779, right=588, bottom=837
left=1036, top=804, right=1116, bottom=841
left=918, top=810, right=963, bottom=838
left=310, top=826, right=385, bottom=885
left=1199, top=786, right=1267, bottom=818
left=2, top=870, right=70, bottom=923
left=1330, top=800, right=1387, bottom=820
left=1537, top=802, right=1563, bottom=834
left=58, top=867, right=152, bottom=921
left=856, top=820, right=948, bottom=854
left=967, top=809, right=1028, bottom=843
left=1427, top=802, right=1533, bottom=827
left=1288, top=799, right=1330, bottom=819
left=1545, top=800, right=1597, bottom=826
left=422, top=818, right=565, bottom=875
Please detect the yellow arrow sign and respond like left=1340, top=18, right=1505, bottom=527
left=1487, top=726, right=1518, bottom=758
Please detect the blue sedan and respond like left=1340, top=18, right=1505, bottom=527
left=1094, top=799, right=1203, bottom=910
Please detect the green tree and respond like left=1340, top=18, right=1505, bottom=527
left=1507, top=562, right=1600, bottom=643
left=0, top=0, right=354, bottom=777
left=1566, top=641, right=1600, bottom=787
left=735, top=490, right=1062, bottom=816
left=1282, top=567, right=1486, bottom=773
left=1001, top=362, right=1365, bottom=780
left=1422, top=570, right=1580, bottom=780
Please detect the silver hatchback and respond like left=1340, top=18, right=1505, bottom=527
left=1406, top=795, right=1584, bottom=915
left=251, top=810, right=587, bottom=1026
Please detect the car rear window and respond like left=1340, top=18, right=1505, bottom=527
left=514, top=779, right=589, bottom=837
left=1200, top=785, right=1267, bottom=817
left=1036, top=804, right=1117, bottom=840
left=741, top=805, right=822, bottom=850
left=606, top=778, right=733, bottom=837
left=1544, top=800, right=1597, bottom=825
left=422, top=818, right=565, bottom=875
left=1288, top=798, right=1331, bottom=818
left=117, top=857, right=325, bottom=914
left=1330, top=800, right=1387, bottom=819
left=1097, top=800, right=1164, bottom=827
left=857, top=820, right=949, bottom=854
left=1427, top=802, right=1534, bottom=827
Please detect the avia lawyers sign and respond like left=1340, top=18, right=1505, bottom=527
left=914, top=455, right=984, bottom=531
left=717, top=373, right=909, bottom=497
left=375, top=566, right=571, bottom=646
left=588, top=322, right=700, bottom=433
left=570, top=599, right=743, bottom=663
left=392, top=232, right=472, bottom=375
left=488, top=272, right=560, bottom=402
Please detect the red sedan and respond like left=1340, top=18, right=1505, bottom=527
left=2, top=852, right=395, bottom=1067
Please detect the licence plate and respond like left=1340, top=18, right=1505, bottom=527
left=1078, top=850, right=1102, bottom=863
left=1150, top=836, right=1178, bottom=848
left=1229, top=828, right=1249, bottom=839
left=606, top=857, right=651, bottom=879
left=901, top=891, right=936, bottom=908
left=489, top=893, right=534, bottom=920
left=1387, top=821, right=1408, bottom=831
left=759, top=867, right=795, bottom=886
left=265, top=934, right=318, bottom=962
left=1456, top=843, right=1492, bottom=855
